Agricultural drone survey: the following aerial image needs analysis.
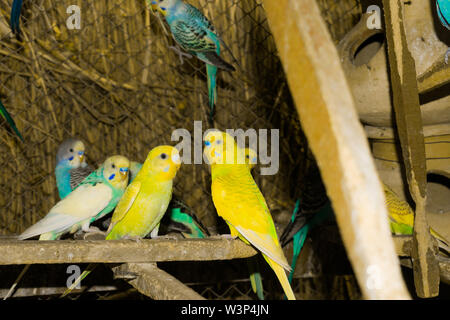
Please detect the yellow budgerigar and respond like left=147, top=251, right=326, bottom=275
left=384, top=183, right=449, bottom=253
left=106, top=145, right=181, bottom=240
left=204, top=130, right=296, bottom=300
left=62, top=145, right=181, bottom=297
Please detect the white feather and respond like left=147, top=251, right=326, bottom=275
left=19, top=183, right=112, bottom=240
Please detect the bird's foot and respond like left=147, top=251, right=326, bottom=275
left=83, top=226, right=103, bottom=233
left=169, top=45, right=193, bottom=65
left=445, top=48, right=450, bottom=65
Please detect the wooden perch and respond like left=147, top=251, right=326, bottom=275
left=262, top=0, right=410, bottom=299
left=382, top=0, right=440, bottom=298
left=112, top=263, right=205, bottom=300
left=0, top=238, right=257, bottom=265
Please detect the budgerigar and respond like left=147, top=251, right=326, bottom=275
left=4, top=156, right=130, bottom=300
left=19, top=155, right=130, bottom=240
left=436, top=0, right=450, bottom=63
left=55, top=138, right=94, bottom=200
left=0, top=98, right=23, bottom=141
left=62, top=146, right=181, bottom=297
left=204, top=130, right=296, bottom=300
left=151, top=0, right=235, bottom=120
left=384, top=183, right=450, bottom=253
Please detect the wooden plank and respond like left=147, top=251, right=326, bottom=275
left=417, top=61, right=450, bottom=94
left=112, top=263, right=205, bottom=300
left=0, top=238, right=257, bottom=265
left=262, top=0, right=410, bottom=299
left=382, top=0, right=440, bottom=298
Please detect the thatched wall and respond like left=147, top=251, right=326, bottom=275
left=0, top=0, right=362, bottom=238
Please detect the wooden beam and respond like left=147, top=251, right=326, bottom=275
left=112, top=263, right=205, bottom=300
left=262, top=0, right=410, bottom=299
left=0, top=238, right=257, bottom=265
left=382, top=0, right=440, bottom=298
left=417, top=61, right=450, bottom=94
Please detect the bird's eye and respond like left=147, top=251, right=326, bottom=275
left=69, top=148, right=74, bottom=152
left=246, top=155, right=250, bottom=158
left=160, top=153, right=167, bottom=159
left=112, top=164, right=116, bottom=169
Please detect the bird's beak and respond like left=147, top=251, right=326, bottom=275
left=172, top=152, right=181, bottom=169
left=119, top=167, right=129, bottom=180
left=78, top=151, right=85, bottom=164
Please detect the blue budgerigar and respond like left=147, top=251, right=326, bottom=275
left=436, top=0, right=450, bottom=63
left=55, top=138, right=94, bottom=200
left=151, top=0, right=235, bottom=120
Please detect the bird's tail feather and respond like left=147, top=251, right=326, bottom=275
left=265, top=255, right=296, bottom=300
left=10, top=0, right=23, bottom=36
left=0, top=99, right=23, bottom=141
left=206, top=64, right=217, bottom=121
left=61, top=264, right=96, bottom=297
left=247, top=257, right=264, bottom=300
left=288, top=225, right=309, bottom=284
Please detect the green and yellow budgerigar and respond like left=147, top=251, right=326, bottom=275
left=384, top=183, right=449, bottom=253
left=204, top=130, right=295, bottom=300
left=5, top=156, right=130, bottom=300
left=62, top=146, right=181, bottom=297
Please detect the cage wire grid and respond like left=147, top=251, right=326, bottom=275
left=0, top=0, right=363, bottom=299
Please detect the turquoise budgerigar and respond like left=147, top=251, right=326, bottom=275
left=55, top=138, right=94, bottom=200
left=0, top=98, right=23, bottom=141
left=436, top=0, right=450, bottom=63
left=280, top=161, right=334, bottom=285
left=4, top=156, right=130, bottom=300
left=151, top=0, right=235, bottom=120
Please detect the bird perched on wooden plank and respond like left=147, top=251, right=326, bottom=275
left=150, top=0, right=235, bottom=120
left=62, top=146, right=181, bottom=297
left=4, top=156, right=130, bottom=300
left=204, top=130, right=295, bottom=300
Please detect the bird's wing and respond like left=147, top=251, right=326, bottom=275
left=19, top=183, right=112, bottom=240
left=171, top=19, right=217, bottom=53
left=212, top=169, right=290, bottom=271
left=106, top=181, right=141, bottom=234
left=70, top=165, right=94, bottom=190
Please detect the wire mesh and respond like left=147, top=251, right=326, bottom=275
left=0, top=0, right=363, bottom=299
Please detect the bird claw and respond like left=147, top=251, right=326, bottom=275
left=169, top=45, right=193, bottom=65
left=123, top=235, right=142, bottom=243
left=211, top=234, right=238, bottom=240
left=445, top=48, right=450, bottom=65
